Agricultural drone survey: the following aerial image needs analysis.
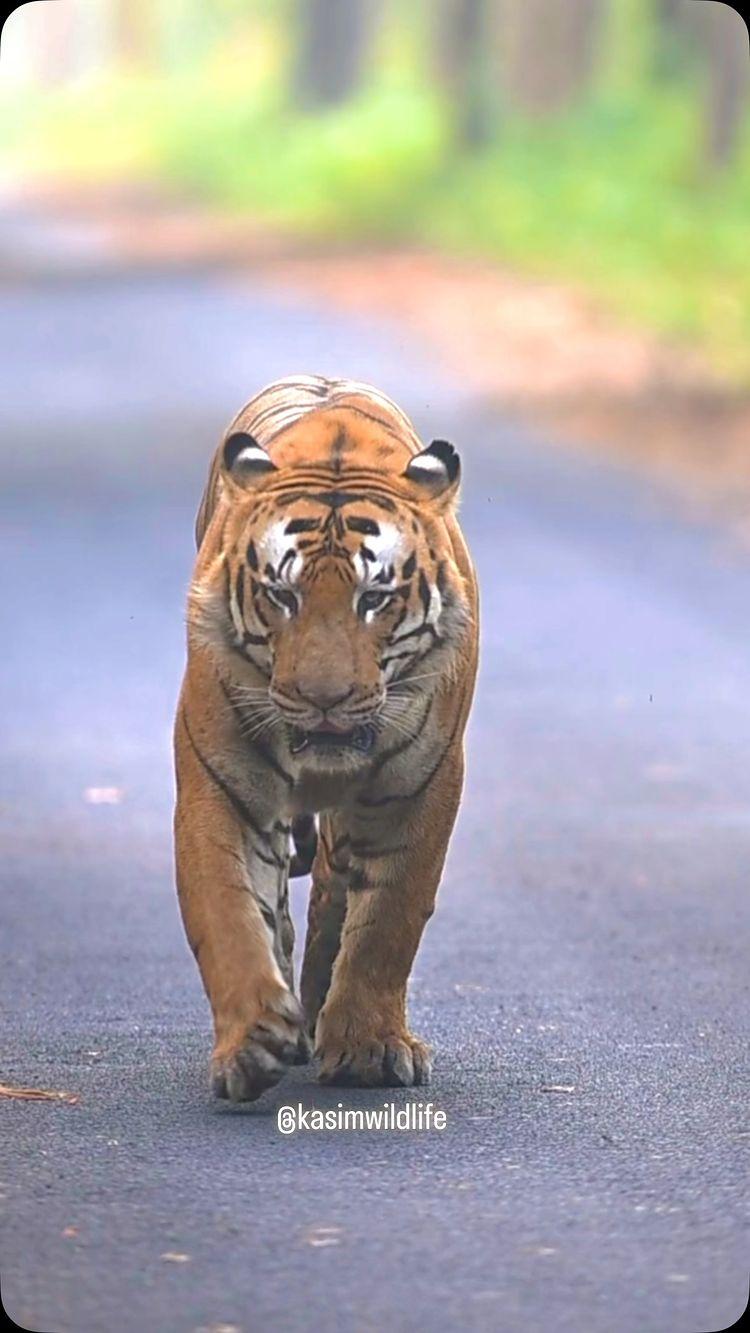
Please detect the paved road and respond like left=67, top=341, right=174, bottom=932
left=0, top=243, right=748, bottom=1332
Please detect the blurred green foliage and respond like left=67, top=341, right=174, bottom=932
left=2, top=0, right=749, bottom=379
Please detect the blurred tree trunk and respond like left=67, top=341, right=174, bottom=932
left=295, top=0, right=380, bottom=108
left=697, top=0, right=749, bottom=170
left=503, top=0, right=607, bottom=114
left=434, top=0, right=494, bottom=149
left=656, top=0, right=686, bottom=27
left=654, top=0, right=691, bottom=75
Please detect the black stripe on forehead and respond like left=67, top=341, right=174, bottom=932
left=285, top=517, right=321, bottom=534
left=346, top=516, right=380, bottom=535
left=273, top=489, right=397, bottom=513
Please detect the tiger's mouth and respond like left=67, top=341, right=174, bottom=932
left=289, top=723, right=376, bottom=756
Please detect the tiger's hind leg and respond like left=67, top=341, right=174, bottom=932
left=274, top=870, right=313, bottom=1064
left=275, top=874, right=295, bottom=990
left=300, top=815, right=349, bottom=1041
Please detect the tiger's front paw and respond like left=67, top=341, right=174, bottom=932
left=211, top=986, right=304, bottom=1103
left=315, top=1010, right=432, bottom=1088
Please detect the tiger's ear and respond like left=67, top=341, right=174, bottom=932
left=221, top=432, right=277, bottom=487
left=404, top=439, right=460, bottom=508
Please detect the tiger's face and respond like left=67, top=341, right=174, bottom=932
left=193, top=425, right=470, bottom=770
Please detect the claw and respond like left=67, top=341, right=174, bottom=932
left=211, top=987, right=304, bottom=1103
left=316, top=1034, right=432, bottom=1088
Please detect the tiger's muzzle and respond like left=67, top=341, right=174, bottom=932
left=288, top=721, right=377, bottom=756
left=271, top=684, right=383, bottom=760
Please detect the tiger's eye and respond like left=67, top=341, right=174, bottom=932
left=358, top=589, right=391, bottom=616
left=267, top=586, right=299, bottom=615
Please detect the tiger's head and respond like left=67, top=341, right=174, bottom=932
left=190, top=409, right=472, bottom=770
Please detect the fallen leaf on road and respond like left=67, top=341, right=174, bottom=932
left=0, top=1083, right=79, bottom=1104
left=161, top=1252, right=191, bottom=1263
left=304, top=1225, right=342, bottom=1248
left=84, top=786, right=123, bottom=804
left=540, top=1084, right=576, bottom=1094
left=62, top=1227, right=79, bottom=1238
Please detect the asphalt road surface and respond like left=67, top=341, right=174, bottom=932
left=1, top=228, right=748, bottom=1333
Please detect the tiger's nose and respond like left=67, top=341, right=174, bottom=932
left=296, top=682, right=354, bottom=713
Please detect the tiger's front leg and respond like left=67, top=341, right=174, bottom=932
left=315, top=746, right=464, bottom=1087
left=174, top=705, right=303, bottom=1102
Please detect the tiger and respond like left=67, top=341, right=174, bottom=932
left=174, top=374, right=478, bottom=1101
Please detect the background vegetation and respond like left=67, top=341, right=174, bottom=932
left=2, top=0, right=749, bottom=378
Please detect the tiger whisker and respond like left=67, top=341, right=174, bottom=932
left=378, top=708, right=423, bottom=743
left=384, top=717, right=422, bottom=743
left=237, top=706, right=279, bottom=739
left=243, top=713, right=279, bottom=743
left=381, top=699, right=418, bottom=717
left=387, top=669, right=445, bottom=691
